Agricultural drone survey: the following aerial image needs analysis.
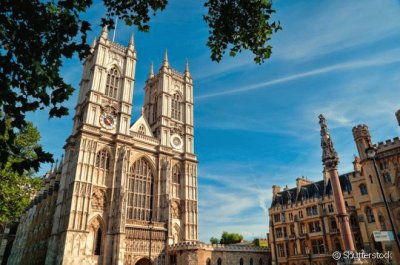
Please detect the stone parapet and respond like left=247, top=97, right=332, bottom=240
left=168, top=242, right=269, bottom=253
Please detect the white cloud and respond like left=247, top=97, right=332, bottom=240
left=273, top=0, right=400, bottom=61
left=197, top=48, right=400, bottom=100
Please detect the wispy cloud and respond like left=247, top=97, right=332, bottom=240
left=273, top=0, right=400, bottom=61
left=197, top=49, right=400, bottom=100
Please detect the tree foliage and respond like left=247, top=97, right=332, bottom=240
left=210, top=236, right=219, bottom=244
left=204, top=0, right=281, bottom=64
left=209, top=231, right=244, bottom=244
left=0, top=0, right=281, bottom=173
left=0, top=120, right=44, bottom=222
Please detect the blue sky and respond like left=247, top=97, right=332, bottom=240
left=30, top=0, right=400, bottom=242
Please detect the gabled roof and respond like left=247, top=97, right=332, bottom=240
left=130, top=114, right=154, bottom=137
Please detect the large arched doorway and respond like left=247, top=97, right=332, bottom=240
left=136, top=257, right=152, bottom=265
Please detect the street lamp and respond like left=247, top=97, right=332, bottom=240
left=365, top=146, right=400, bottom=254
left=149, top=221, right=154, bottom=265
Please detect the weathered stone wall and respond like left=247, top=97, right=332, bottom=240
left=167, top=242, right=271, bottom=265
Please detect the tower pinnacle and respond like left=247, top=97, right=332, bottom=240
left=319, top=114, right=339, bottom=170
left=184, top=59, right=190, bottom=77
left=148, top=62, right=154, bottom=79
left=128, top=32, right=134, bottom=51
left=100, top=25, right=108, bottom=41
left=90, top=37, right=97, bottom=53
left=163, top=49, right=169, bottom=68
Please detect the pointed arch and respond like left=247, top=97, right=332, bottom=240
left=172, top=164, right=181, bottom=184
left=94, top=148, right=111, bottom=185
left=172, top=223, right=181, bottom=244
left=87, top=215, right=104, bottom=256
left=152, top=94, right=158, bottom=122
left=171, top=93, right=182, bottom=121
left=127, top=157, right=155, bottom=221
left=95, top=148, right=111, bottom=170
left=105, top=66, right=120, bottom=99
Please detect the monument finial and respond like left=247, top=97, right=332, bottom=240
left=100, top=24, right=108, bottom=40
left=163, top=49, right=169, bottom=67
left=148, top=62, right=154, bottom=78
left=90, top=37, right=97, bottom=53
left=184, top=59, right=190, bottom=77
left=128, top=32, right=134, bottom=51
left=319, top=114, right=339, bottom=169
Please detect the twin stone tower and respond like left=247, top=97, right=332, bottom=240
left=9, top=27, right=198, bottom=265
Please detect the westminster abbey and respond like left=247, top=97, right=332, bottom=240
left=8, top=26, right=198, bottom=265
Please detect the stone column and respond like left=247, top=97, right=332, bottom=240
left=319, top=115, right=355, bottom=251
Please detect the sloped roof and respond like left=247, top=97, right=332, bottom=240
left=271, top=173, right=352, bottom=207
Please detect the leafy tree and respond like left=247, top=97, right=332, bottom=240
left=0, top=0, right=281, bottom=173
left=210, top=236, right=219, bottom=244
left=0, top=120, right=44, bottom=221
left=220, top=231, right=244, bottom=244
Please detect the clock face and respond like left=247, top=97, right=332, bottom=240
left=100, top=112, right=116, bottom=130
left=170, top=134, right=183, bottom=150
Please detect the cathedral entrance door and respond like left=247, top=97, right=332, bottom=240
left=135, top=257, right=152, bottom=265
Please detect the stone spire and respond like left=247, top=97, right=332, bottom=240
left=163, top=49, right=169, bottom=68
left=90, top=37, right=97, bottom=53
left=318, top=114, right=355, bottom=252
left=319, top=114, right=339, bottom=170
left=184, top=59, right=190, bottom=77
left=128, top=32, right=134, bottom=51
left=148, top=62, right=154, bottom=79
left=100, top=25, right=108, bottom=43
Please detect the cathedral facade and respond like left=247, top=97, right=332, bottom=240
left=8, top=26, right=198, bottom=265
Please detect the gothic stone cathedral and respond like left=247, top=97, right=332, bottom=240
left=8, top=26, right=198, bottom=265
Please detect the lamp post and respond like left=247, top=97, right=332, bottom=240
left=149, top=221, right=154, bottom=265
left=365, top=146, right=400, bottom=254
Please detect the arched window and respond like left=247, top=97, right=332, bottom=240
left=240, top=258, right=244, bottom=265
left=218, top=258, right=222, bottom=265
left=127, top=158, right=154, bottom=220
left=366, top=207, right=375, bottom=223
left=172, top=164, right=181, bottom=184
left=258, top=258, right=263, bottom=265
left=105, top=67, right=120, bottom=99
left=152, top=96, right=158, bottom=122
left=250, top=258, right=253, bottom=265
left=171, top=93, right=182, bottom=121
left=94, top=228, right=102, bottom=255
left=95, top=149, right=110, bottom=170
left=138, top=125, right=146, bottom=135
left=206, top=258, right=211, bottom=265
left=359, top=183, right=368, bottom=195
